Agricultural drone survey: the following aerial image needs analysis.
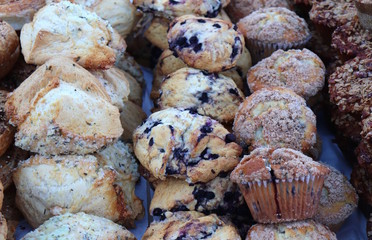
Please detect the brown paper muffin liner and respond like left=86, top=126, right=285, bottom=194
left=239, top=174, right=325, bottom=223
left=246, top=35, right=311, bottom=64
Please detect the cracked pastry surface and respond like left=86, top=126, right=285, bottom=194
left=133, top=108, right=242, bottom=183
left=156, top=67, right=244, bottom=123
left=167, top=15, right=244, bottom=72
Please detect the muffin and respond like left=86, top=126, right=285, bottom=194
left=247, top=48, right=325, bottom=101
left=156, top=67, right=244, bottom=123
left=233, top=87, right=317, bottom=155
left=133, top=108, right=242, bottom=183
left=167, top=15, right=244, bottom=72
left=351, top=163, right=372, bottom=206
left=314, top=165, right=358, bottom=231
left=246, top=220, right=336, bottom=239
left=142, top=211, right=241, bottom=239
left=22, top=212, right=136, bottom=240
left=0, top=21, right=19, bottom=80
left=225, top=0, right=290, bottom=23
left=0, top=91, right=14, bottom=158
left=356, top=0, right=372, bottom=30
left=231, top=148, right=330, bottom=223
left=237, top=7, right=311, bottom=63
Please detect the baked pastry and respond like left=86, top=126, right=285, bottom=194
left=144, top=17, right=170, bottom=50
left=351, top=162, right=372, bottom=206
left=150, top=172, right=247, bottom=216
left=156, top=67, right=244, bottom=123
left=6, top=57, right=123, bottom=155
left=233, top=87, right=317, bottom=155
left=362, top=107, right=372, bottom=140
left=231, top=148, right=330, bottom=223
left=0, top=0, right=45, bottom=31
left=225, top=0, right=290, bottom=23
left=142, top=211, right=241, bottom=239
left=246, top=220, right=337, bottom=239
left=20, top=1, right=126, bottom=69
left=247, top=49, right=325, bottom=101
left=2, top=186, right=23, bottom=240
left=123, top=71, right=143, bottom=106
left=168, top=15, right=244, bottom=72
left=0, top=91, right=14, bottom=157
left=13, top=150, right=144, bottom=228
left=21, top=212, right=136, bottom=240
left=237, top=7, right=311, bottom=63
left=120, top=101, right=147, bottom=142
left=134, top=0, right=223, bottom=18
left=314, top=165, right=358, bottom=231
left=133, top=108, right=242, bottom=183
left=356, top=0, right=372, bottom=31
left=0, top=213, right=6, bottom=240
left=0, top=21, right=19, bottom=80
left=115, top=52, right=146, bottom=88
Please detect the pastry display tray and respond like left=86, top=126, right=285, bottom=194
left=14, top=67, right=367, bottom=239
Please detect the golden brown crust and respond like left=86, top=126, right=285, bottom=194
left=120, top=101, right=147, bottom=142
left=0, top=21, right=19, bottom=80
left=144, top=17, right=170, bottom=50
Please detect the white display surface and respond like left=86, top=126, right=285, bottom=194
left=14, top=67, right=367, bottom=239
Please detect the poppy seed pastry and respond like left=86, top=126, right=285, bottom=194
left=21, top=212, right=136, bottom=240
left=167, top=15, right=244, bottom=72
left=6, top=57, right=123, bottom=155
left=20, top=1, right=126, bottom=69
left=13, top=148, right=144, bottom=228
left=231, top=148, right=330, bottom=223
left=156, top=67, right=244, bottom=123
left=133, top=108, right=242, bottom=183
left=142, top=211, right=241, bottom=240
left=233, top=87, right=317, bottom=155
left=247, top=49, right=325, bottom=101
left=0, top=21, right=20, bottom=80
left=246, top=220, right=336, bottom=240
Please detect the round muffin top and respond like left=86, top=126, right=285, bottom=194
left=314, top=165, right=358, bottom=227
left=246, top=220, right=336, bottom=240
left=332, top=17, right=372, bottom=58
left=247, top=48, right=325, bottom=100
left=328, top=55, right=372, bottom=115
left=231, top=148, right=330, bottom=183
left=237, top=7, right=310, bottom=43
left=233, top=87, right=317, bottom=153
left=309, top=0, right=357, bottom=28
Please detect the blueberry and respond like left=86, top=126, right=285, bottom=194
left=198, top=92, right=209, bottom=103
left=197, top=19, right=206, bottom=23
left=149, top=138, right=154, bottom=146
left=213, top=23, right=221, bottom=28
left=225, top=133, right=236, bottom=143
left=229, top=88, right=240, bottom=96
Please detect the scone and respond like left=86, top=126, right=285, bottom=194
left=0, top=213, right=6, bottom=240
left=115, top=52, right=145, bottom=88
left=142, top=211, right=241, bottom=240
left=0, top=21, right=19, bottom=80
left=1, top=186, right=21, bottom=240
left=133, top=108, right=242, bottom=183
left=0, top=0, right=45, bottom=31
left=134, top=0, right=223, bottom=18
left=13, top=150, right=144, bottom=228
left=246, top=220, right=337, bottom=240
left=120, top=101, right=147, bottom=142
left=6, top=57, right=123, bottom=155
left=122, top=71, right=143, bottom=106
left=0, top=91, right=14, bottom=157
left=156, top=67, right=244, bottom=123
left=144, top=17, right=170, bottom=50
left=247, top=49, right=325, bottom=101
left=150, top=172, right=248, bottom=216
left=233, top=87, right=317, bottom=155
left=21, top=212, right=136, bottom=240
left=20, top=1, right=126, bottom=69
left=168, top=15, right=244, bottom=72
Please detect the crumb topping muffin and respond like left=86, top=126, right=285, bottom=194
left=362, top=107, right=372, bottom=140
left=351, top=162, right=372, bottom=206
left=355, top=0, right=372, bottom=30
left=233, top=87, right=317, bottom=154
left=246, top=220, right=337, bottom=240
left=247, top=48, right=325, bottom=100
left=156, top=67, right=244, bottom=123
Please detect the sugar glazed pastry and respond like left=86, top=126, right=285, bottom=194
left=167, top=15, right=244, bottom=72
left=142, top=211, right=241, bottom=240
left=0, top=21, right=20, bottom=80
left=21, top=212, right=136, bottom=240
left=233, top=87, right=317, bottom=154
left=133, top=108, right=242, bottom=183
left=6, top=57, right=123, bottom=155
left=20, top=1, right=126, bottom=69
left=156, top=67, right=244, bottom=123
left=13, top=149, right=144, bottom=228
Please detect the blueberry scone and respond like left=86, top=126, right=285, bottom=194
left=133, top=108, right=242, bottom=183
left=142, top=211, right=241, bottom=240
left=22, top=212, right=136, bottom=240
left=156, top=67, right=244, bottom=123
left=150, top=172, right=247, bottom=216
left=20, top=1, right=126, bottom=69
left=134, top=0, right=224, bottom=18
left=233, top=87, right=317, bottom=155
left=6, top=57, right=123, bottom=155
left=13, top=143, right=144, bottom=228
left=167, top=15, right=244, bottom=72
